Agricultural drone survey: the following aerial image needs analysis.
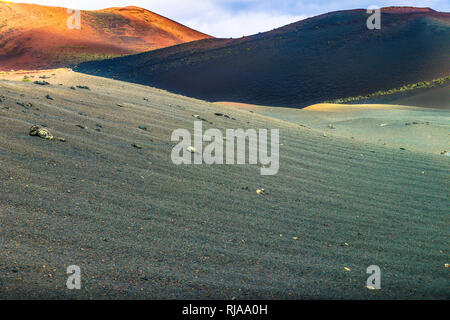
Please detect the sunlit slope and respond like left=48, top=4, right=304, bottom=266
left=0, top=3, right=211, bottom=70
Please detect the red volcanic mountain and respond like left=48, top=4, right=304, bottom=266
left=0, top=2, right=212, bottom=70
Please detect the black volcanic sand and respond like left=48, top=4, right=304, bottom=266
left=0, top=70, right=449, bottom=299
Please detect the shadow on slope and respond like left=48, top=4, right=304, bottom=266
left=76, top=7, right=450, bottom=108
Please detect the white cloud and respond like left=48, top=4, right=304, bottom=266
left=184, top=12, right=307, bottom=38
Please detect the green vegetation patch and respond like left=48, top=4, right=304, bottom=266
left=326, top=75, right=450, bottom=104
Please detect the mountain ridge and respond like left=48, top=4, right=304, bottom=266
left=0, top=2, right=212, bottom=70
left=76, top=7, right=450, bottom=108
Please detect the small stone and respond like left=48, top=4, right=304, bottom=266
left=34, top=80, right=50, bottom=85
left=132, top=144, right=143, bottom=149
left=138, top=126, right=148, bottom=131
left=256, top=188, right=265, bottom=195
left=344, top=267, right=351, bottom=272
left=187, top=146, right=196, bottom=153
left=192, top=115, right=209, bottom=122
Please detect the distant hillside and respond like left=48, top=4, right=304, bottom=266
left=76, top=7, right=450, bottom=108
left=0, top=3, right=211, bottom=70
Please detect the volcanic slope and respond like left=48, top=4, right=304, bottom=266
left=0, top=69, right=448, bottom=299
left=0, top=2, right=211, bottom=70
left=76, top=7, right=450, bottom=108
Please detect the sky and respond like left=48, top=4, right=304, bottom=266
left=10, top=0, right=450, bottom=37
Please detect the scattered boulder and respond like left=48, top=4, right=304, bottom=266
left=256, top=188, right=265, bottom=195
left=46, top=94, right=53, bottom=100
left=17, top=102, right=33, bottom=109
left=29, top=125, right=53, bottom=140
left=34, top=80, right=50, bottom=86
left=138, top=125, right=148, bottom=131
left=192, top=115, right=212, bottom=124
left=76, top=85, right=90, bottom=90
left=132, top=143, right=143, bottom=149
left=214, top=113, right=231, bottom=119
